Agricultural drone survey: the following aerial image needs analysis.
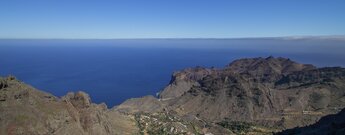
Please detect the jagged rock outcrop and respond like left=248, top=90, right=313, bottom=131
left=159, top=67, right=215, bottom=99
left=0, top=76, right=138, bottom=135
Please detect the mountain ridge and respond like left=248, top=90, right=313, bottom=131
left=1, top=56, right=345, bottom=134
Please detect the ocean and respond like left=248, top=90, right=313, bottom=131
left=1, top=38, right=344, bottom=107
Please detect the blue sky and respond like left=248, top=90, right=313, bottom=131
left=0, top=0, right=344, bottom=39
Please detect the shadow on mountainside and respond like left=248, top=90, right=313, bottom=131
left=277, top=108, right=345, bottom=135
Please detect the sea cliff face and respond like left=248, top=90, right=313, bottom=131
left=1, top=57, right=345, bottom=135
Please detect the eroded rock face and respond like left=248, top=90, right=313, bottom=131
left=62, top=91, right=92, bottom=109
left=0, top=77, right=138, bottom=135
left=0, top=80, right=8, bottom=90
left=159, top=67, right=216, bottom=99
left=119, top=56, right=345, bottom=134
left=161, top=57, right=345, bottom=129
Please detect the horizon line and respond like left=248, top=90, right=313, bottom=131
left=1, top=35, right=345, bottom=40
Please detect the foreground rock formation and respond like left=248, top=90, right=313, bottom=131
left=0, top=76, right=138, bottom=135
left=1, top=56, right=345, bottom=135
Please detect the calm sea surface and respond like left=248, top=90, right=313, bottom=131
left=1, top=39, right=344, bottom=107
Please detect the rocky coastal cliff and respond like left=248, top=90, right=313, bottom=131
left=1, top=57, right=345, bottom=135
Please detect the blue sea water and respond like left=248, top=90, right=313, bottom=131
left=0, top=39, right=344, bottom=107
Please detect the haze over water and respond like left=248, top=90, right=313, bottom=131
left=1, top=38, right=345, bottom=107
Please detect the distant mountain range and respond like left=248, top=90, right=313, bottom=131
left=1, top=56, right=345, bottom=135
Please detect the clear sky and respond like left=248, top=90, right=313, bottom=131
left=0, top=0, right=344, bottom=39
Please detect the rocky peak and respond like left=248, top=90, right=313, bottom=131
left=159, top=67, right=216, bottom=99
left=226, top=56, right=316, bottom=75
left=170, top=66, right=215, bottom=83
left=153, top=57, right=345, bottom=132
left=0, top=76, right=139, bottom=135
left=159, top=57, right=317, bottom=99
left=62, top=91, right=91, bottom=109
